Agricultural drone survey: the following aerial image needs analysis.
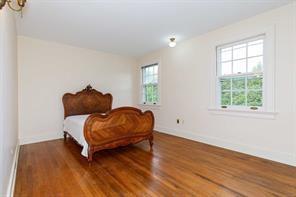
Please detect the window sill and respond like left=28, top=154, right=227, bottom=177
left=208, top=107, right=277, bottom=119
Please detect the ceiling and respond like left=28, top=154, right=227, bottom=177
left=17, top=0, right=292, bottom=57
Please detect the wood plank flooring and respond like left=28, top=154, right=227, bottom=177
left=14, top=132, right=296, bottom=196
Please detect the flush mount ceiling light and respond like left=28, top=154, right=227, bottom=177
left=169, top=37, right=176, bottom=48
left=0, top=0, right=26, bottom=12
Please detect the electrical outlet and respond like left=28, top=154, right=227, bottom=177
left=176, top=119, right=180, bottom=124
left=181, top=120, right=185, bottom=124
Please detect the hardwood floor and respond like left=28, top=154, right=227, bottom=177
left=15, top=132, right=296, bottom=196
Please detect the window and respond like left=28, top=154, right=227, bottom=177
left=141, top=63, right=159, bottom=105
left=217, top=35, right=264, bottom=110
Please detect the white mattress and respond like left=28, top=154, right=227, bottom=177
left=63, top=114, right=90, bottom=157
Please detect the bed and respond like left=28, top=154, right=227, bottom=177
left=62, top=85, right=154, bottom=161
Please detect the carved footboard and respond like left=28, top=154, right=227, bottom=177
left=84, top=107, right=154, bottom=161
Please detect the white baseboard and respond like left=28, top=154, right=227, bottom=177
left=19, top=133, right=62, bottom=145
left=156, top=126, right=296, bottom=167
left=6, top=140, right=20, bottom=197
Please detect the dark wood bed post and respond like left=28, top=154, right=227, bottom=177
left=149, top=135, right=154, bottom=150
left=63, top=131, right=67, bottom=140
left=88, top=146, right=94, bottom=162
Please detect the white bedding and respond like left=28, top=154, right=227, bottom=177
left=63, top=114, right=90, bottom=157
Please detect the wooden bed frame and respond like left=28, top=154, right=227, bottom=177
left=62, top=85, right=154, bottom=161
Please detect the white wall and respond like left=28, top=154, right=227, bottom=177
left=0, top=8, right=19, bottom=196
left=18, top=36, right=137, bottom=144
left=137, top=4, right=296, bottom=166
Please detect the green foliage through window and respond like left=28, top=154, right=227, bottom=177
left=220, top=75, right=263, bottom=107
left=247, top=91, right=262, bottom=106
left=232, top=91, right=245, bottom=106
left=232, top=77, right=245, bottom=90
left=144, top=84, right=158, bottom=103
left=221, top=79, right=231, bottom=90
left=221, top=92, right=231, bottom=105
left=248, top=76, right=262, bottom=90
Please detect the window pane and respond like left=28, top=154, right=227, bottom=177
left=154, top=85, right=159, bottom=103
left=221, top=92, right=231, bottom=106
left=148, top=67, right=153, bottom=75
left=221, top=49, right=232, bottom=62
left=143, top=84, right=159, bottom=104
left=144, top=85, right=148, bottom=103
left=248, top=56, right=263, bottom=72
left=151, top=66, right=154, bottom=77
left=147, top=75, right=153, bottom=84
left=233, top=43, right=246, bottom=49
left=247, top=76, right=263, bottom=90
left=154, top=66, right=158, bottom=75
left=248, top=39, right=263, bottom=45
left=220, top=78, right=231, bottom=91
left=151, top=84, right=155, bottom=102
left=248, top=44, right=263, bottom=57
left=232, top=77, right=245, bottom=90
left=222, top=47, right=232, bottom=52
left=143, top=86, right=147, bottom=102
left=217, top=36, right=265, bottom=108
left=152, top=75, right=157, bottom=83
left=247, top=91, right=262, bottom=107
left=142, top=86, right=146, bottom=103
left=147, top=84, right=153, bottom=102
left=142, top=64, right=159, bottom=103
left=143, top=67, right=149, bottom=84
left=233, top=46, right=246, bottom=60
left=221, top=62, right=232, bottom=75
left=151, top=85, right=156, bottom=103
left=233, top=59, right=246, bottom=74
left=143, top=74, right=147, bottom=84
left=232, top=91, right=246, bottom=106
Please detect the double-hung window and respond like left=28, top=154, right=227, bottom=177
left=217, top=35, right=265, bottom=110
left=141, top=63, right=159, bottom=105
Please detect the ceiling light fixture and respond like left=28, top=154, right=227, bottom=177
left=0, top=0, right=26, bottom=12
left=169, top=37, right=176, bottom=48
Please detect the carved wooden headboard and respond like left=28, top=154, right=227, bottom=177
left=62, top=85, right=113, bottom=118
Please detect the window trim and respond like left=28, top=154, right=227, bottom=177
left=209, top=25, right=276, bottom=118
left=140, top=61, right=161, bottom=106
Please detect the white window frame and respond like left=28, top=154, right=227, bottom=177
left=209, top=26, right=277, bottom=119
left=216, top=35, right=265, bottom=111
left=140, top=62, right=161, bottom=106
